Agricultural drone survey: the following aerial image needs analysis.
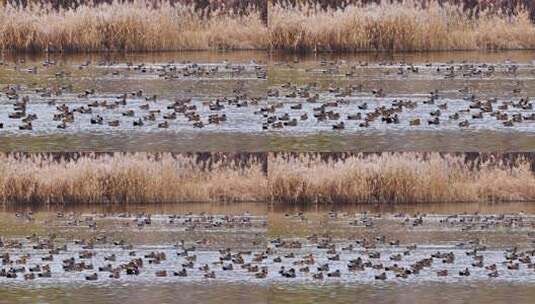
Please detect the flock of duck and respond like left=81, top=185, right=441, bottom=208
left=1, top=210, right=534, bottom=283
left=0, top=57, right=534, bottom=132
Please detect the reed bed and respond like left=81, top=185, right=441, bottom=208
left=268, top=153, right=535, bottom=203
left=1, top=152, right=535, bottom=205
left=0, top=153, right=268, bottom=204
left=2, top=0, right=535, bottom=52
left=0, top=0, right=269, bottom=52
left=268, top=1, right=535, bottom=52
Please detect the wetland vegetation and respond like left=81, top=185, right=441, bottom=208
left=1, top=0, right=535, bottom=52
left=1, top=152, right=535, bottom=205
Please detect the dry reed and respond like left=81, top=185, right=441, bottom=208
left=2, top=0, right=535, bottom=52
left=268, top=153, right=535, bottom=203
left=0, top=153, right=268, bottom=204
left=268, top=1, right=535, bottom=52
left=1, top=153, right=535, bottom=205
left=0, top=0, right=269, bottom=52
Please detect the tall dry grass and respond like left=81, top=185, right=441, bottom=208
left=0, top=153, right=268, bottom=204
left=1, top=153, right=535, bottom=205
left=268, top=153, right=535, bottom=203
left=268, top=1, right=535, bottom=52
left=2, top=0, right=535, bottom=52
left=0, top=0, right=269, bottom=52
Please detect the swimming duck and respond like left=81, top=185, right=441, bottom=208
left=459, top=268, right=470, bottom=276
left=173, top=268, right=187, bottom=277
left=375, top=272, right=387, bottom=280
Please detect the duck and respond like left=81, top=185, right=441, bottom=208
left=90, top=115, right=104, bottom=124
left=449, top=112, right=460, bottom=120
left=409, top=118, right=420, bottom=126
left=155, top=270, right=167, bottom=277
left=459, top=268, right=470, bottom=276
left=255, top=267, right=268, bottom=279
left=173, top=268, right=187, bottom=277
left=132, top=118, right=143, bottom=127
left=122, top=109, right=135, bottom=117
left=284, top=119, right=298, bottom=127
left=109, top=269, right=121, bottom=279
left=332, top=122, right=345, bottom=130
left=193, top=121, right=204, bottom=128
left=488, top=270, right=499, bottom=278
left=312, top=272, right=324, bottom=280
left=204, top=271, right=216, bottom=279
left=38, top=271, right=52, bottom=278
left=19, top=122, right=32, bottom=130
left=375, top=272, right=387, bottom=280
left=427, top=117, right=439, bottom=125
left=327, top=269, right=341, bottom=277
left=458, top=120, right=469, bottom=127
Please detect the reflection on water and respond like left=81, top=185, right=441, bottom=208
left=270, top=282, right=535, bottom=304
left=2, top=282, right=534, bottom=304
left=0, top=283, right=268, bottom=304
left=2, top=51, right=535, bottom=151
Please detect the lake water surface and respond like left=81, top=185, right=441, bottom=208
left=3, top=51, right=535, bottom=151
left=0, top=202, right=534, bottom=303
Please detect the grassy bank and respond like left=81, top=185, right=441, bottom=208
left=1, top=153, right=535, bottom=205
left=0, top=0, right=268, bottom=52
left=269, top=1, right=535, bottom=52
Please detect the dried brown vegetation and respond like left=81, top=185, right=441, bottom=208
left=0, top=153, right=268, bottom=204
left=1, top=153, right=535, bottom=205
left=0, top=0, right=268, bottom=52
left=268, top=1, right=535, bottom=52
left=1, top=0, right=535, bottom=52
left=268, top=153, right=535, bottom=203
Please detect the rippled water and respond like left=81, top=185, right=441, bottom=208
left=3, top=51, right=535, bottom=151
left=0, top=202, right=534, bottom=303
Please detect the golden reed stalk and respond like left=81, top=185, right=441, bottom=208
left=0, top=0, right=269, bottom=52
left=1, top=153, right=535, bottom=205
left=1, top=0, right=535, bottom=52
left=268, top=1, right=535, bottom=51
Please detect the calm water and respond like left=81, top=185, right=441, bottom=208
left=0, top=202, right=534, bottom=303
left=3, top=51, right=535, bottom=151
